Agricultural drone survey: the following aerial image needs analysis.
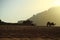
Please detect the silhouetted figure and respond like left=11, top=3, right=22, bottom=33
left=47, top=22, right=56, bottom=27
left=0, top=20, right=2, bottom=23
left=0, top=20, right=2, bottom=24
left=0, top=19, right=6, bottom=24
left=51, top=22, right=56, bottom=26
left=47, top=22, right=51, bottom=27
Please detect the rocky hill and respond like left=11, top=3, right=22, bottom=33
left=29, top=7, right=60, bottom=26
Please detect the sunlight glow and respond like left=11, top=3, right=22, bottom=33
left=53, top=0, right=60, bottom=6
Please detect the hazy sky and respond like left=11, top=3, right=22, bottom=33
left=0, top=0, right=59, bottom=23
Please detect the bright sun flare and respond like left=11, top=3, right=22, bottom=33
left=53, top=0, right=60, bottom=6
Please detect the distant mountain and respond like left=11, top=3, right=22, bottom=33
left=29, top=7, right=60, bottom=26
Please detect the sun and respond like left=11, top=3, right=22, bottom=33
left=53, top=0, right=60, bottom=6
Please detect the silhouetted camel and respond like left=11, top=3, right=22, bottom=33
left=47, top=22, right=56, bottom=27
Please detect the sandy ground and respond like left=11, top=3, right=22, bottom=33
left=0, top=25, right=60, bottom=40
left=0, top=38, right=60, bottom=40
